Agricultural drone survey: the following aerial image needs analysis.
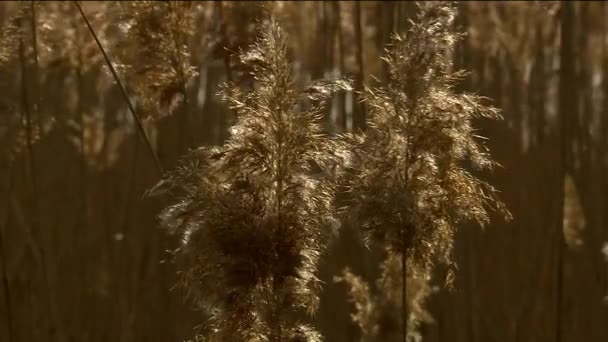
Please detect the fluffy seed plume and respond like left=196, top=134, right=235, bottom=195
left=158, top=16, right=350, bottom=341
left=336, top=2, right=510, bottom=341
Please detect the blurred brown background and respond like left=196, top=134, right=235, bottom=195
left=1, top=1, right=607, bottom=341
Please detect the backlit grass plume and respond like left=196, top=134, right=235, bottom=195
left=118, top=1, right=197, bottom=118
left=158, top=17, right=350, bottom=341
left=335, top=252, right=433, bottom=342
left=338, top=2, right=510, bottom=341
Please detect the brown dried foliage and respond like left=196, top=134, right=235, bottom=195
left=335, top=252, right=434, bottom=342
left=118, top=1, right=197, bottom=119
left=159, top=17, right=349, bottom=341
left=336, top=2, right=510, bottom=340
left=339, top=0, right=510, bottom=274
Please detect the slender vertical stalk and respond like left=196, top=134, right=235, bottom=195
left=394, top=1, right=401, bottom=34
left=30, top=1, right=40, bottom=127
left=73, top=1, right=164, bottom=175
left=321, top=2, right=328, bottom=76
left=578, top=3, right=591, bottom=185
left=273, top=103, right=285, bottom=342
left=324, top=1, right=336, bottom=131
left=557, top=2, right=575, bottom=342
left=534, top=17, right=546, bottom=146
left=76, top=35, right=87, bottom=225
left=379, top=2, right=394, bottom=82
left=18, top=22, right=60, bottom=341
left=400, top=92, right=416, bottom=342
left=602, top=0, right=608, bottom=302
left=19, top=17, right=38, bottom=234
left=71, top=9, right=89, bottom=336
left=215, top=1, right=233, bottom=143
left=216, top=1, right=233, bottom=83
left=168, top=2, right=191, bottom=153
left=402, top=245, right=408, bottom=342
left=353, top=1, right=365, bottom=130
left=401, top=137, right=411, bottom=342
left=453, top=6, right=480, bottom=340
left=333, top=1, right=346, bottom=131
left=0, top=173, right=14, bottom=342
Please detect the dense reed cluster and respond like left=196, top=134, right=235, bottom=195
left=157, top=3, right=509, bottom=341
left=1, top=1, right=545, bottom=341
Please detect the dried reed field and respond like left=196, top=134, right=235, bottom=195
left=1, top=1, right=607, bottom=341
